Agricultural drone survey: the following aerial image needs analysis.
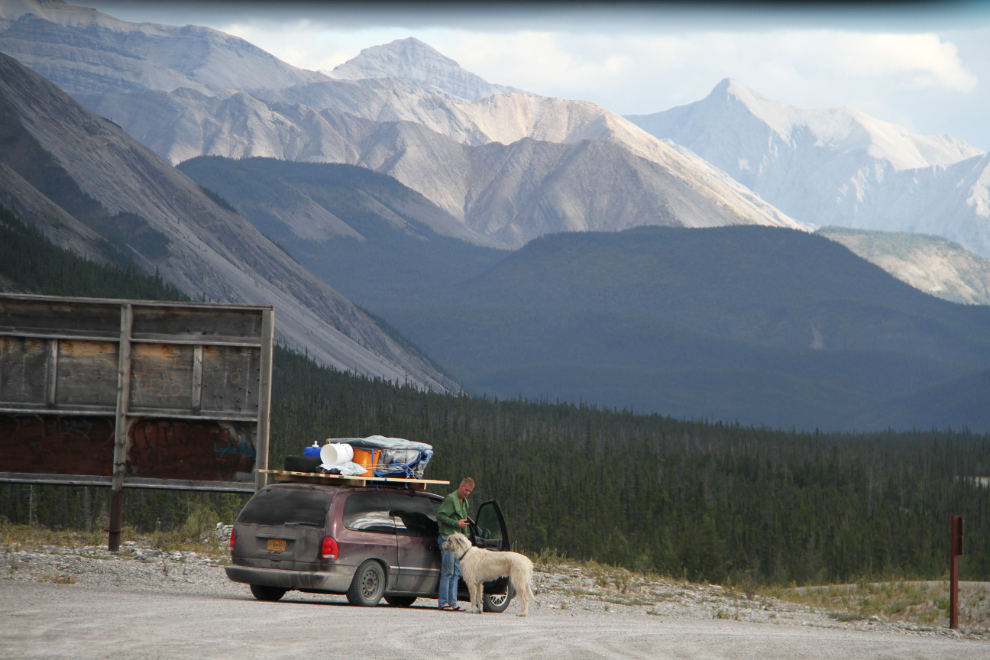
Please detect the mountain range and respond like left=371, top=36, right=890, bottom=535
left=168, top=155, right=990, bottom=432
left=626, top=79, right=990, bottom=258
left=0, top=0, right=808, bottom=248
left=0, top=49, right=453, bottom=392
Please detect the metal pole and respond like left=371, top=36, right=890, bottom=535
left=949, top=515, right=963, bottom=629
left=109, top=303, right=133, bottom=551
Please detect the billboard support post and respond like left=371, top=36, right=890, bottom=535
left=950, top=515, right=963, bottom=629
left=256, top=308, right=274, bottom=492
left=109, top=304, right=133, bottom=552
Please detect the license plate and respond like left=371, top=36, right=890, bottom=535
left=267, top=539, right=286, bottom=552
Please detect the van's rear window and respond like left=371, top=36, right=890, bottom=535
left=237, top=487, right=334, bottom=527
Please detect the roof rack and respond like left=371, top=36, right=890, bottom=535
left=257, top=469, right=448, bottom=490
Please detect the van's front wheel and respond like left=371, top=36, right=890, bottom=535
left=346, top=560, right=385, bottom=606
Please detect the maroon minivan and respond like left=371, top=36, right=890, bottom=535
left=225, top=482, right=513, bottom=611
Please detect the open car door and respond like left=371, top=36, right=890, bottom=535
left=471, top=499, right=509, bottom=550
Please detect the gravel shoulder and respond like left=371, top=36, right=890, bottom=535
left=2, top=541, right=989, bottom=659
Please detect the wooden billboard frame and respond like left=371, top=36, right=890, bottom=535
left=0, top=293, right=274, bottom=549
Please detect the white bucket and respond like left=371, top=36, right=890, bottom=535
left=320, top=443, right=354, bottom=466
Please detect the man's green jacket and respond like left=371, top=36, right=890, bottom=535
left=436, top=491, right=469, bottom=537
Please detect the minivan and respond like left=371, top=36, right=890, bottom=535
left=225, top=482, right=514, bottom=611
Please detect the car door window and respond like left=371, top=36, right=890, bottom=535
left=389, top=495, right=440, bottom=537
left=475, top=500, right=508, bottom=549
left=342, top=492, right=395, bottom=534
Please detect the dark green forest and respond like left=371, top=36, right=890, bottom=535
left=0, top=204, right=185, bottom=300
left=266, top=350, right=990, bottom=585
left=2, top=203, right=989, bottom=587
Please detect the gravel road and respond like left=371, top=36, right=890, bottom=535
left=2, top=542, right=988, bottom=659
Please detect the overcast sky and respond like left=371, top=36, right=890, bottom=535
left=87, top=1, right=990, bottom=150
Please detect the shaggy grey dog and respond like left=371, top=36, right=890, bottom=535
left=442, top=533, right=535, bottom=616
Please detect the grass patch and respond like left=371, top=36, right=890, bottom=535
left=0, top=516, right=228, bottom=559
left=780, top=579, right=990, bottom=629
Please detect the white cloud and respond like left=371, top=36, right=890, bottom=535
left=438, top=29, right=977, bottom=104
left=775, top=31, right=977, bottom=92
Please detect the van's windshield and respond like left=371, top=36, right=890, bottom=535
left=237, top=487, right=334, bottom=527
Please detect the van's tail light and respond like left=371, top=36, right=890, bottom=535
left=321, top=536, right=338, bottom=560
left=229, top=528, right=236, bottom=551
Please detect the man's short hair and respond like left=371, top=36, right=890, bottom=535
left=461, top=477, right=475, bottom=488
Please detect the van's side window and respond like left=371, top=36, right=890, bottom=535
left=342, top=493, right=395, bottom=533
left=388, top=494, right=440, bottom=537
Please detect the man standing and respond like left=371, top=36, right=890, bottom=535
left=436, top=477, right=474, bottom=611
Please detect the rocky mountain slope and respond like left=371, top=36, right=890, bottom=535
left=326, top=37, right=522, bottom=101
left=0, top=1, right=810, bottom=247
left=0, top=0, right=328, bottom=94
left=0, top=50, right=454, bottom=391
left=817, top=226, right=990, bottom=305
left=176, top=156, right=511, bottom=307
left=626, top=78, right=990, bottom=257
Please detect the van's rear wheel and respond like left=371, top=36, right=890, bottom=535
left=347, top=560, right=385, bottom=606
left=385, top=595, right=417, bottom=607
left=250, top=584, right=286, bottom=601
left=483, top=584, right=514, bottom=613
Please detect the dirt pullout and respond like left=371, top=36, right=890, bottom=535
left=1, top=541, right=988, bottom=660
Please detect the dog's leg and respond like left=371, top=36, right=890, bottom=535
left=515, top=577, right=529, bottom=617
left=467, top=581, right=479, bottom=613
left=510, top=566, right=533, bottom=617
left=519, top=581, right=533, bottom=617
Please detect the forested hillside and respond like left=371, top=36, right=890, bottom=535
left=380, top=226, right=990, bottom=432
left=2, top=202, right=989, bottom=586
left=269, top=350, right=990, bottom=585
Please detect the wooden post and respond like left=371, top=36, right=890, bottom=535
left=109, top=303, right=133, bottom=552
left=255, top=308, right=274, bottom=492
left=949, top=515, right=963, bottom=629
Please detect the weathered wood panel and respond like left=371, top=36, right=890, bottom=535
left=126, top=419, right=256, bottom=482
left=201, top=345, right=260, bottom=414
left=56, top=340, right=119, bottom=407
left=0, top=299, right=120, bottom=338
left=132, top=307, right=263, bottom=341
left=0, top=338, right=48, bottom=404
left=0, top=414, right=114, bottom=476
left=129, top=343, right=194, bottom=411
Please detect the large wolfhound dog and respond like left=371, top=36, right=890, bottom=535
left=442, top=533, right=535, bottom=616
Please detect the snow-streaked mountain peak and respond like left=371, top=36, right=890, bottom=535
left=710, top=77, right=982, bottom=170
left=626, top=78, right=990, bottom=257
left=327, top=37, right=523, bottom=101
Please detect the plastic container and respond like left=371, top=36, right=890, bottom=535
left=351, top=448, right=378, bottom=477
left=303, top=444, right=321, bottom=458
left=320, top=443, right=355, bottom=466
